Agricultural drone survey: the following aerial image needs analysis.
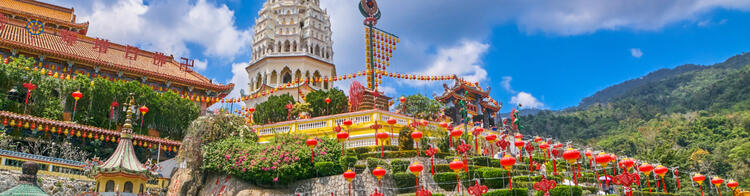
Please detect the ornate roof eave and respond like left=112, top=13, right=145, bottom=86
left=0, top=6, right=89, bottom=30
left=0, top=34, right=234, bottom=92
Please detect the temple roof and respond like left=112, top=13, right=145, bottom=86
left=0, top=23, right=233, bottom=93
left=0, top=149, right=85, bottom=167
left=435, top=78, right=501, bottom=111
left=0, top=184, right=48, bottom=196
left=93, top=95, right=154, bottom=179
left=0, top=0, right=88, bottom=33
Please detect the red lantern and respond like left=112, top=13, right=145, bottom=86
left=562, top=148, right=581, bottom=186
left=634, top=163, right=653, bottom=192
left=692, top=173, right=706, bottom=196
left=449, top=128, right=462, bottom=148
left=372, top=167, right=386, bottom=187
left=343, top=170, right=356, bottom=196
left=711, top=177, right=724, bottom=196
left=654, top=165, right=669, bottom=193
left=71, top=91, right=83, bottom=118
left=411, top=130, right=423, bottom=156
left=337, top=131, right=349, bottom=156
left=534, top=136, right=542, bottom=143
left=343, top=119, right=353, bottom=127
left=485, top=134, right=497, bottom=156
left=726, top=180, right=738, bottom=193
left=499, top=155, right=517, bottom=190
left=514, top=140, right=525, bottom=162
left=514, top=133, right=523, bottom=140
left=408, top=162, right=424, bottom=193
left=306, top=138, right=317, bottom=163
left=439, top=122, right=448, bottom=128
left=449, top=159, right=465, bottom=193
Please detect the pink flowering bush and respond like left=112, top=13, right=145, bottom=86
left=203, top=133, right=342, bottom=186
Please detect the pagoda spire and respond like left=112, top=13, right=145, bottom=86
left=121, top=93, right=135, bottom=136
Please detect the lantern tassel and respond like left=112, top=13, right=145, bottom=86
left=699, top=184, right=704, bottom=196
left=646, top=176, right=652, bottom=193
left=508, top=171, right=513, bottom=190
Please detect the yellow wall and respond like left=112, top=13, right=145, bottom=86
left=253, top=110, right=456, bottom=147
left=95, top=176, right=147, bottom=194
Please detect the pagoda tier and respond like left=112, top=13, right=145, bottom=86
left=357, top=89, right=391, bottom=111
left=435, top=79, right=502, bottom=128
left=92, top=94, right=155, bottom=194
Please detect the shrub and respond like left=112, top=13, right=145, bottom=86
left=630, top=191, right=680, bottom=196
left=433, top=172, right=459, bottom=191
left=391, top=159, right=410, bottom=173
left=366, top=157, right=389, bottom=170
left=393, top=172, right=417, bottom=193
left=536, top=185, right=582, bottom=196
left=483, top=188, right=528, bottom=196
left=339, top=156, right=357, bottom=169
left=398, top=194, right=445, bottom=196
left=314, top=161, right=341, bottom=177
left=470, top=156, right=494, bottom=167
left=476, top=167, right=508, bottom=189
left=359, top=150, right=418, bottom=159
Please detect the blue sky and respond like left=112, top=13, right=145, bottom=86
left=50, top=0, right=750, bottom=112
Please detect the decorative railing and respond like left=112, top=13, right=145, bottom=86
left=258, top=126, right=291, bottom=135
left=297, top=121, right=327, bottom=131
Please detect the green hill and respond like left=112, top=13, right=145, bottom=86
left=522, top=52, right=750, bottom=186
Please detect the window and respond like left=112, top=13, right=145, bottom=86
left=105, top=180, right=115, bottom=192
left=124, top=181, right=133, bottom=193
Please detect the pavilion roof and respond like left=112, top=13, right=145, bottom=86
left=0, top=23, right=233, bottom=93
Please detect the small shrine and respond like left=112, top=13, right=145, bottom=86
left=0, top=162, right=48, bottom=196
left=91, top=93, right=156, bottom=194
left=435, top=79, right=502, bottom=128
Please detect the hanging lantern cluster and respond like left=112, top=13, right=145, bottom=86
left=0, top=111, right=180, bottom=152
left=365, top=27, right=398, bottom=89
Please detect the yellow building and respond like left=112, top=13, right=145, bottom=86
left=252, top=109, right=501, bottom=148
left=91, top=94, right=155, bottom=194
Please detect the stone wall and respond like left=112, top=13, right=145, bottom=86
left=0, top=169, right=95, bottom=195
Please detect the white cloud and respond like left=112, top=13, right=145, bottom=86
left=379, top=86, right=396, bottom=96
left=53, top=0, right=252, bottom=59
left=194, top=59, right=207, bottom=71
left=510, top=92, right=545, bottom=109
left=410, top=40, right=489, bottom=86
left=630, top=48, right=643, bottom=58
left=225, top=62, right=249, bottom=104
left=500, top=76, right=515, bottom=93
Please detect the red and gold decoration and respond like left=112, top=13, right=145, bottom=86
left=343, top=169, right=356, bottom=196
left=71, top=90, right=83, bottom=119
left=336, top=131, right=349, bottom=157
left=639, top=163, right=654, bottom=192
left=22, top=81, right=37, bottom=106
left=376, top=131, right=389, bottom=158
left=372, top=166, right=386, bottom=187
left=499, top=155, right=516, bottom=190
left=562, top=148, right=581, bottom=186
left=408, top=162, right=424, bottom=193
left=726, top=180, right=739, bottom=195
left=449, top=159, right=464, bottom=193
left=485, top=134, right=497, bottom=156
left=595, top=153, right=612, bottom=187
left=424, top=146, right=438, bottom=176
left=305, top=138, right=317, bottom=163
left=139, top=105, right=149, bottom=126
left=711, top=176, right=724, bottom=196
left=411, top=129, right=423, bottom=156
left=654, top=165, right=669, bottom=193
left=613, top=172, right=639, bottom=196
left=449, top=127, right=462, bottom=149
left=467, top=180, right=488, bottom=196
left=472, top=126, right=483, bottom=154
left=693, top=173, right=706, bottom=196
left=533, top=176, right=558, bottom=196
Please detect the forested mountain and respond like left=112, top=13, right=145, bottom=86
left=522, top=52, right=750, bottom=187
left=578, top=52, right=750, bottom=108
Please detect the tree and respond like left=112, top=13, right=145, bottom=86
left=253, top=94, right=296, bottom=124
left=396, top=94, right=443, bottom=120
left=305, top=88, right=348, bottom=117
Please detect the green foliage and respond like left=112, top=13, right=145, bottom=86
left=253, top=94, right=296, bottom=124
left=398, top=127, right=413, bottom=150
left=391, top=159, right=410, bottom=173
left=353, top=164, right=366, bottom=173
left=476, top=167, right=508, bottom=189
left=304, top=88, right=348, bottom=117
left=393, top=172, right=417, bottom=193
left=396, top=94, right=444, bottom=120
left=0, top=55, right=200, bottom=139
left=314, top=161, right=341, bottom=177
left=535, top=185, right=582, bottom=196
left=366, top=157, right=389, bottom=170
left=432, top=172, right=458, bottom=191
left=483, top=188, right=528, bottom=196
left=630, top=191, right=680, bottom=196
left=523, top=56, right=750, bottom=180
left=397, top=194, right=445, bottom=196
left=201, top=113, right=256, bottom=143
left=338, top=155, right=357, bottom=169
left=202, top=134, right=342, bottom=186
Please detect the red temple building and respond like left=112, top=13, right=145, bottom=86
left=435, top=79, right=501, bottom=128
left=0, top=0, right=233, bottom=113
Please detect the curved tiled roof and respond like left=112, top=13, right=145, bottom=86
left=0, top=184, right=48, bottom=196
left=0, top=23, right=233, bottom=93
left=0, top=149, right=85, bottom=167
